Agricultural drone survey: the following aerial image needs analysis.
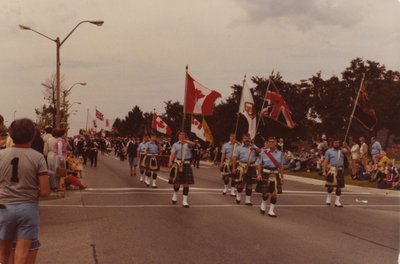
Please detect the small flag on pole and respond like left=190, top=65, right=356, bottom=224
left=152, top=113, right=172, bottom=136
left=96, top=109, right=104, bottom=121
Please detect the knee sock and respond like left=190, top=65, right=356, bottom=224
left=183, top=187, right=189, bottom=196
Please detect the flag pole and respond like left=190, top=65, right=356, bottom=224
left=182, top=64, right=188, bottom=133
left=234, top=74, right=246, bottom=137
left=255, top=77, right=272, bottom=135
left=85, top=108, right=89, bottom=131
left=343, top=73, right=365, bottom=144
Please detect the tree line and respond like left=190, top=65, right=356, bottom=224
left=112, top=58, right=400, bottom=148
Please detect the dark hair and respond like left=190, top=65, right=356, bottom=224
left=52, top=128, right=66, bottom=138
left=44, top=126, right=53, bottom=134
left=9, top=118, right=36, bottom=144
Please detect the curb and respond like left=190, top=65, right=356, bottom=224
left=285, top=174, right=400, bottom=197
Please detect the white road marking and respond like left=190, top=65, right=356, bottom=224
left=39, top=204, right=400, bottom=209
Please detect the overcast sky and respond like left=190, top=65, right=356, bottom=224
left=1, top=0, right=399, bottom=135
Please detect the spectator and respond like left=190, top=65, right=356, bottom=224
left=370, top=137, right=382, bottom=163
left=349, top=140, right=360, bottom=179
left=0, top=118, right=50, bottom=264
left=31, top=126, right=44, bottom=154
left=359, top=137, right=369, bottom=165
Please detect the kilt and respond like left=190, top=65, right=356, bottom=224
left=255, top=172, right=279, bottom=196
left=145, top=155, right=160, bottom=172
left=169, top=163, right=194, bottom=185
left=325, top=167, right=345, bottom=188
left=234, top=165, right=256, bottom=185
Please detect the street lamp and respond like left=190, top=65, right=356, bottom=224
left=19, top=20, right=103, bottom=128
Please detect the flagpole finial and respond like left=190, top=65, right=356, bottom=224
left=186, top=64, right=188, bottom=72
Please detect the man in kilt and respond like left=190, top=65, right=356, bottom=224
left=144, top=134, right=162, bottom=188
left=232, top=133, right=259, bottom=206
left=322, top=138, right=347, bottom=207
left=256, top=137, right=284, bottom=217
left=138, top=135, right=149, bottom=183
left=220, top=133, right=238, bottom=196
left=168, top=131, right=195, bottom=208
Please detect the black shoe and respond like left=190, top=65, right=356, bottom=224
left=222, top=192, right=227, bottom=195
left=230, top=194, right=236, bottom=197
left=268, top=213, right=277, bottom=218
left=245, top=202, right=253, bottom=206
left=152, top=186, right=158, bottom=189
left=182, top=204, right=190, bottom=208
left=260, top=209, right=266, bottom=215
left=172, top=200, right=177, bottom=205
left=130, top=173, right=133, bottom=177
left=334, top=204, right=343, bottom=208
left=236, top=199, right=240, bottom=204
left=326, top=203, right=331, bottom=206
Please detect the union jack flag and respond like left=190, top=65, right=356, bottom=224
left=96, top=109, right=104, bottom=121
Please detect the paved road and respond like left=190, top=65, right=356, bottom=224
left=37, top=154, right=399, bottom=264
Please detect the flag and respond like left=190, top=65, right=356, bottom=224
left=191, top=116, right=213, bottom=143
left=152, top=113, right=172, bottom=136
left=96, top=109, right=104, bottom=121
left=92, top=120, right=97, bottom=128
left=261, top=80, right=295, bottom=128
left=238, top=78, right=257, bottom=139
left=354, top=79, right=377, bottom=130
left=185, top=72, right=221, bottom=115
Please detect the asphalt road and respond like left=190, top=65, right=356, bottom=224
left=37, top=154, right=400, bottom=264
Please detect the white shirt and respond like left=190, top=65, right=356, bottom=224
left=350, top=144, right=360, bottom=160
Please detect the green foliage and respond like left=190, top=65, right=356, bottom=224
left=112, top=58, right=399, bottom=147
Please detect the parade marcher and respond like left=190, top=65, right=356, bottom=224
left=220, top=133, right=238, bottom=196
left=126, top=136, right=139, bottom=176
left=192, top=140, right=201, bottom=169
left=168, top=131, right=195, bottom=208
left=138, top=135, right=149, bottom=182
left=0, top=118, right=50, bottom=264
left=323, top=138, right=347, bottom=207
left=256, top=137, right=284, bottom=217
left=42, top=126, right=53, bottom=158
left=232, top=133, right=259, bottom=206
left=145, top=134, right=161, bottom=188
left=87, top=138, right=99, bottom=167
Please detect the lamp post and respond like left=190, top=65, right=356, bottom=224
left=20, top=20, right=103, bottom=128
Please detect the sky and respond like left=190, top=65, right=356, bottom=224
left=0, top=0, right=399, bottom=135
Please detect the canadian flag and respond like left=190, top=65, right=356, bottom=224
left=152, top=113, right=172, bottom=136
left=185, top=73, right=221, bottom=115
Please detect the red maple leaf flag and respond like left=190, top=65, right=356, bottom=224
left=185, top=73, right=221, bottom=115
left=152, top=113, right=172, bottom=136
left=96, top=109, right=104, bottom=121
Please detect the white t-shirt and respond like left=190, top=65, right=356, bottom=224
left=0, top=147, right=47, bottom=204
left=350, top=144, right=360, bottom=160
